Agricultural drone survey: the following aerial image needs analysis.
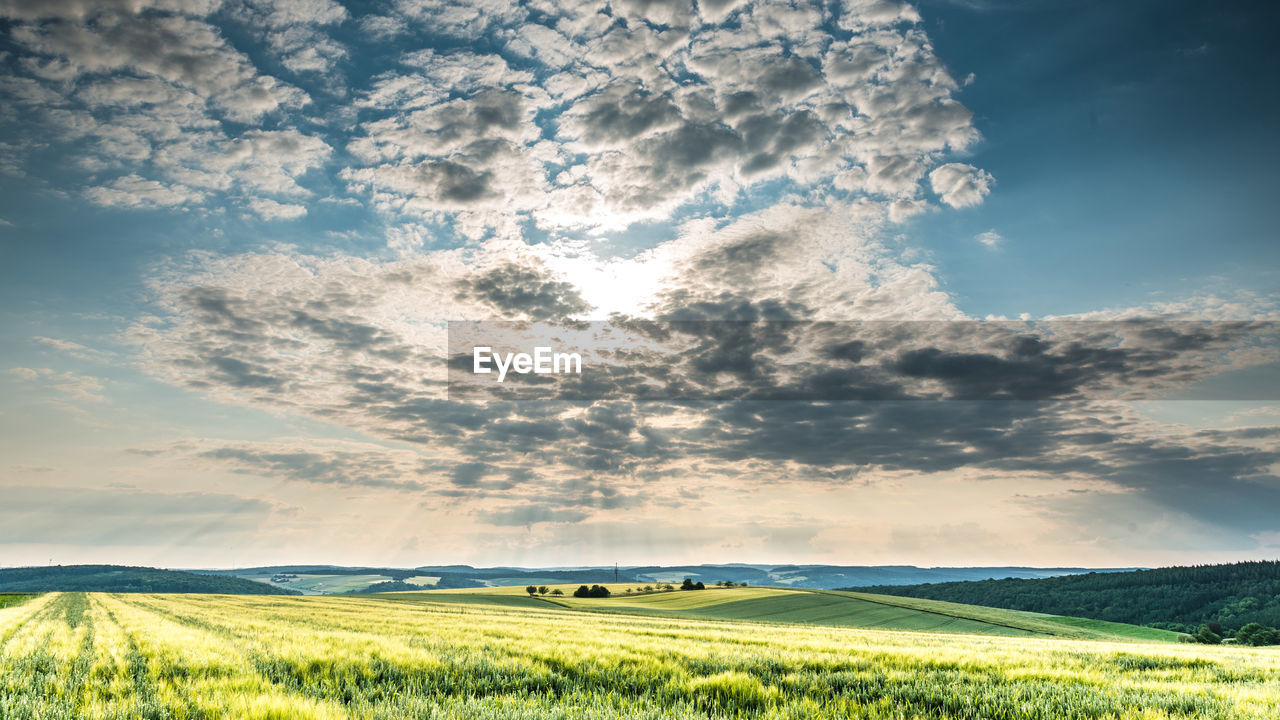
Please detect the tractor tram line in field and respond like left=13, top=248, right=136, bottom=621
left=1, top=590, right=1279, bottom=719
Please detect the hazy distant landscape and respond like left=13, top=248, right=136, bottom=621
left=197, top=562, right=1138, bottom=594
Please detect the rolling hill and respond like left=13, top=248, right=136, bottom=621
left=389, top=584, right=1183, bottom=642
left=847, top=560, right=1280, bottom=633
left=0, top=565, right=301, bottom=595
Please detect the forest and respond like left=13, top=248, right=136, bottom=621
left=851, top=561, right=1280, bottom=638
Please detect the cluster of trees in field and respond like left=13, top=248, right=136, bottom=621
left=1191, top=621, right=1280, bottom=646
left=525, top=578, right=750, bottom=598
left=850, top=561, right=1280, bottom=638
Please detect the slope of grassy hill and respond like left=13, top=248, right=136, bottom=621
left=404, top=584, right=1182, bottom=641
left=847, top=561, right=1280, bottom=633
left=0, top=565, right=301, bottom=595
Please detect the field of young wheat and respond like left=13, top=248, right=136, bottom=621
left=1, top=591, right=1278, bottom=720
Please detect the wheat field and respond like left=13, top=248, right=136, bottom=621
left=2, top=591, right=1278, bottom=719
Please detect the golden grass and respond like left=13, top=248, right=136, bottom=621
left=0, top=591, right=1276, bottom=719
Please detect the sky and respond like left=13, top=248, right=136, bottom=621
left=1, top=0, right=1277, bottom=570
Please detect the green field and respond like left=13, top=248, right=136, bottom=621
left=3, top=589, right=1278, bottom=719
left=416, top=584, right=1182, bottom=641
left=401, top=576, right=440, bottom=587
left=0, top=595, right=33, bottom=611
left=247, top=573, right=395, bottom=595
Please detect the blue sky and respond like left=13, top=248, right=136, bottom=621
left=0, top=0, right=1277, bottom=569
left=906, top=0, right=1280, bottom=317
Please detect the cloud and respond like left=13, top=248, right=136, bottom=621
left=1, top=2, right=330, bottom=216
left=185, top=440, right=436, bottom=492
left=976, top=230, right=1003, bottom=248
left=85, top=174, right=204, bottom=208
left=8, top=366, right=106, bottom=403
left=238, top=0, right=347, bottom=28
left=247, top=197, right=307, bottom=220
left=460, top=261, right=593, bottom=321
left=359, top=14, right=407, bottom=40
left=929, top=163, right=994, bottom=208
left=8, top=367, right=40, bottom=381
left=231, top=0, right=350, bottom=77
left=10, top=10, right=307, bottom=122
left=332, top=0, right=988, bottom=237
left=0, top=0, right=222, bottom=21
left=127, top=228, right=1280, bottom=540
left=3, top=0, right=990, bottom=236
left=0, top=484, right=275, bottom=546
left=475, top=504, right=590, bottom=527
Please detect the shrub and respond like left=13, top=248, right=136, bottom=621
left=1236, top=622, right=1280, bottom=646
left=1194, top=624, right=1222, bottom=644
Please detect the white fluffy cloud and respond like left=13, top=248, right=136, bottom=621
left=929, top=162, right=994, bottom=209
left=232, top=0, right=350, bottom=76
left=1, top=0, right=330, bottom=217
left=976, top=230, right=1003, bottom=248
left=11, top=12, right=308, bottom=121
left=248, top=197, right=307, bottom=220
left=85, top=174, right=204, bottom=208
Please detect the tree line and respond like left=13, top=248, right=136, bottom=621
left=848, top=560, right=1280, bottom=641
left=524, top=578, right=748, bottom=598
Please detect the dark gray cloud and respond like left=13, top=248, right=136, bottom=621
left=564, top=81, right=683, bottom=146
left=459, top=261, right=594, bottom=321
left=414, top=160, right=496, bottom=204
left=475, top=504, right=590, bottom=527
left=137, top=242, right=1280, bottom=545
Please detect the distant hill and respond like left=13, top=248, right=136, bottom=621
left=846, top=561, right=1280, bottom=633
left=0, top=565, right=301, bottom=595
left=211, top=563, right=1133, bottom=594
left=620, top=564, right=1137, bottom=589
